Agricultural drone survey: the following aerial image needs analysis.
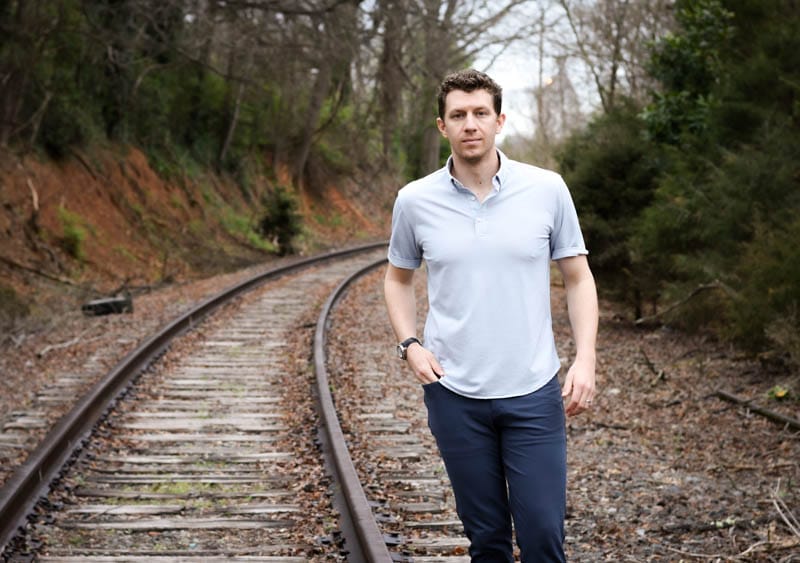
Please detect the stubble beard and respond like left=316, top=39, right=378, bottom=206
left=459, top=143, right=493, bottom=166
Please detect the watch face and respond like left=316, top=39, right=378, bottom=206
left=396, top=344, right=405, bottom=359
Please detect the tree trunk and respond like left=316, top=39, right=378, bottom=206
left=0, top=1, right=34, bottom=146
left=377, top=0, right=405, bottom=159
left=293, top=61, right=333, bottom=185
left=420, top=126, right=442, bottom=175
left=218, top=78, right=245, bottom=169
left=416, top=0, right=454, bottom=176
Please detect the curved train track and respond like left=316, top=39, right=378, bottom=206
left=0, top=243, right=470, bottom=562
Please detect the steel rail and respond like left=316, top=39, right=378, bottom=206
left=314, top=256, right=392, bottom=562
left=0, top=241, right=387, bottom=554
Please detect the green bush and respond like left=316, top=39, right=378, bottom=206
left=57, top=206, right=87, bottom=260
left=641, top=0, right=734, bottom=146
left=220, top=208, right=276, bottom=253
left=39, top=94, right=97, bottom=158
left=558, top=102, right=662, bottom=317
left=731, top=215, right=800, bottom=355
left=631, top=120, right=800, bottom=353
left=256, top=186, right=302, bottom=256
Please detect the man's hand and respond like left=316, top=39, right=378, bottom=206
left=406, top=343, right=445, bottom=384
left=562, top=357, right=596, bottom=417
left=556, top=255, right=598, bottom=418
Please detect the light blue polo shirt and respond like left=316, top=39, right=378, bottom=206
left=388, top=150, right=588, bottom=399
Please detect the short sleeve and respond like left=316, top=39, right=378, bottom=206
left=550, top=178, right=588, bottom=260
left=388, top=193, right=422, bottom=269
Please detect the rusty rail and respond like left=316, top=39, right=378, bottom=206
left=0, top=241, right=387, bottom=554
left=314, top=257, right=392, bottom=562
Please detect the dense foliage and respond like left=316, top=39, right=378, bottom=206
left=2, top=0, right=797, bottom=361
left=1, top=1, right=355, bottom=173
left=0, top=1, right=531, bottom=184
left=560, top=0, right=800, bottom=361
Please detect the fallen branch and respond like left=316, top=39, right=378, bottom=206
left=663, top=544, right=725, bottom=559
left=735, top=538, right=800, bottom=560
left=773, top=480, right=800, bottom=538
left=37, top=329, right=97, bottom=358
left=659, top=514, right=773, bottom=535
left=0, top=255, right=80, bottom=288
left=640, top=347, right=666, bottom=385
left=592, top=421, right=631, bottom=431
left=734, top=540, right=774, bottom=560
left=667, top=537, right=800, bottom=561
left=1, top=332, right=27, bottom=348
left=635, top=280, right=737, bottom=326
left=27, top=178, right=39, bottom=213
left=714, top=390, right=800, bottom=432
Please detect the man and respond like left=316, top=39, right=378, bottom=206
left=384, top=69, right=598, bottom=562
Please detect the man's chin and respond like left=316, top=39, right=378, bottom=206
left=460, top=150, right=489, bottom=165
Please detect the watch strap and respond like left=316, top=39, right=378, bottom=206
left=398, top=337, right=421, bottom=360
left=400, top=336, right=421, bottom=349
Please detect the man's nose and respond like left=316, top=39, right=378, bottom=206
left=464, top=113, right=477, bottom=129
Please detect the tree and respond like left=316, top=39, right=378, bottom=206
left=555, top=0, right=673, bottom=113
left=0, top=1, right=91, bottom=152
left=631, top=0, right=800, bottom=359
left=367, top=0, right=530, bottom=178
left=640, top=0, right=734, bottom=145
left=292, top=1, right=361, bottom=184
left=375, top=0, right=409, bottom=161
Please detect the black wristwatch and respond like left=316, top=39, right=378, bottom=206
left=396, top=337, right=421, bottom=360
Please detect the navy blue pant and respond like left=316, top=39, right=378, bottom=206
left=423, top=375, right=567, bottom=562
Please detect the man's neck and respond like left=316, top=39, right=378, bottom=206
left=451, top=150, right=500, bottom=200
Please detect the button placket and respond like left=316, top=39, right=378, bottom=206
left=474, top=216, right=489, bottom=237
left=474, top=199, right=490, bottom=237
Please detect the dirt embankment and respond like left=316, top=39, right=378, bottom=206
left=0, top=146, right=392, bottom=327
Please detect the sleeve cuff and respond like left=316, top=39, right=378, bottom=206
left=388, top=253, right=422, bottom=269
left=552, top=247, right=588, bottom=260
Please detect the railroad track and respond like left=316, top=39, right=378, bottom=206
left=6, top=241, right=798, bottom=563
left=0, top=245, right=386, bottom=561
left=0, top=243, right=472, bottom=562
left=323, top=269, right=471, bottom=563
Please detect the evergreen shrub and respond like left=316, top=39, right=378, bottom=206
left=256, top=186, right=302, bottom=256
left=558, top=102, right=661, bottom=317
left=39, top=95, right=97, bottom=158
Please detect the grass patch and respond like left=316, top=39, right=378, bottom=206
left=313, top=211, right=344, bottom=228
left=57, top=206, right=88, bottom=260
left=221, top=208, right=277, bottom=253
left=113, top=245, right=139, bottom=264
left=187, top=219, right=206, bottom=236
left=169, top=193, right=185, bottom=210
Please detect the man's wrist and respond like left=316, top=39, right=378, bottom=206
left=574, top=350, right=596, bottom=362
left=396, top=337, right=421, bottom=360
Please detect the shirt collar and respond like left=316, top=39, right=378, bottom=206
left=446, top=149, right=508, bottom=193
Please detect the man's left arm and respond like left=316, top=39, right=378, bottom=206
left=556, top=255, right=598, bottom=417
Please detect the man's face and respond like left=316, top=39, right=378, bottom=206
left=437, top=89, right=505, bottom=164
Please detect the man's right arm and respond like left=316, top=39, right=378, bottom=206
left=384, top=263, right=444, bottom=384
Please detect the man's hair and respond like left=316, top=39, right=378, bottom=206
left=437, top=69, right=503, bottom=119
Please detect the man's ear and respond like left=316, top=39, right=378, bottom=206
left=496, top=113, right=506, bottom=133
left=436, top=117, right=448, bottom=138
